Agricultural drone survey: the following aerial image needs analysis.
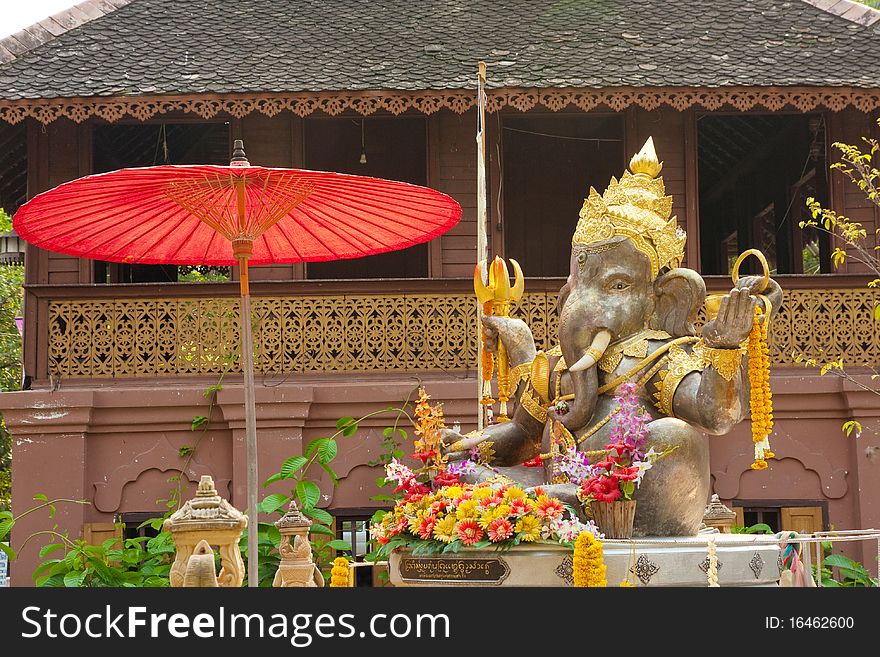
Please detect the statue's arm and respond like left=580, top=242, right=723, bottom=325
left=668, top=279, right=782, bottom=435
left=441, top=404, right=544, bottom=466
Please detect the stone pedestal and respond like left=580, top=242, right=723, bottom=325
left=389, top=534, right=782, bottom=587
left=164, top=475, right=247, bottom=588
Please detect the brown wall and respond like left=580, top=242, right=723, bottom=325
left=4, top=368, right=879, bottom=585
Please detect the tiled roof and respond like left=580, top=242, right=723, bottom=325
left=0, top=0, right=879, bottom=101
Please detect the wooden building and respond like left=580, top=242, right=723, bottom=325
left=1, top=0, right=879, bottom=583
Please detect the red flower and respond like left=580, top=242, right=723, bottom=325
left=417, top=517, right=437, bottom=540
left=411, top=449, right=437, bottom=464
left=456, top=519, right=484, bottom=546
left=509, top=498, right=533, bottom=516
left=584, top=475, right=622, bottom=503
left=594, top=459, right=617, bottom=472
left=432, top=471, right=459, bottom=488
left=535, top=497, right=565, bottom=520
left=487, top=518, right=514, bottom=542
left=522, top=455, right=544, bottom=467
left=611, top=466, right=639, bottom=482
left=532, top=486, right=546, bottom=497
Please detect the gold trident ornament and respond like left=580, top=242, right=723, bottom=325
left=475, top=257, right=524, bottom=422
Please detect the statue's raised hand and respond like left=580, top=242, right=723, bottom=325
left=481, top=314, right=536, bottom=366
left=701, top=288, right=756, bottom=348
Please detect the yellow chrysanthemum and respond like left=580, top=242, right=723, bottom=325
left=455, top=499, right=478, bottom=520
left=472, top=487, right=494, bottom=500
left=514, top=515, right=541, bottom=542
left=503, top=487, right=526, bottom=501
left=444, top=486, right=464, bottom=500
left=433, top=516, right=458, bottom=543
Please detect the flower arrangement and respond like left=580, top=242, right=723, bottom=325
left=747, top=306, right=774, bottom=470
left=329, top=556, right=350, bottom=587
left=371, top=481, right=602, bottom=558
left=573, top=383, right=668, bottom=505
left=572, top=532, right=606, bottom=587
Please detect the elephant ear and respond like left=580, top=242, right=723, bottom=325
left=556, top=276, right=573, bottom=317
left=650, top=268, right=706, bottom=338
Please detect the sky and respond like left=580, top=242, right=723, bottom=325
left=1, top=1, right=80, bottom=40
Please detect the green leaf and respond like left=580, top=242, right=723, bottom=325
left=302, top=507, right=333, bottom=525
left=319, top=461, right=339, bottom=486
left=263, top=472, right=284, bottom=486
left=259, top=493, right=290, bottom=514
left=295, top=480, right=321, bottom=510
left=178, top=445, right=193, bottom=458
left=383, top=427, right=394, bottom=438
left=203, top=383, right=222, bottom=397
left=308, top=524, right=334, bottom=537
left=304, top=437, right=326, bottom=459
left=317, top=438, right=337, bottom=464
left=33, top=493, right=48, bottom=502
left=39, top=542, right=64, bottom=558
left=63, top=571, right=86, bottom=588
left=280, top=456, right=308, bottom=479
left=326, top=539, right=351, bottom=551
left=0, top=518, right=13, bottom=540
left=0, top=542, right=17, bottom=560
left=191, top=415, right=208, bottom=431
left=342, top=423, right=358, bottom=437
left=335, top=417, right=355, bottom=431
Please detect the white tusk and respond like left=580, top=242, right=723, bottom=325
left=567, top=330, right=612, bottom=372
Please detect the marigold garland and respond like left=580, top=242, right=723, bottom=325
left=329, top=556, right=350, bottom=587
left=572, top=532, right=607, bottom=587
left=706, top=535, right=720, bottom=587
left=747, top=305, right=774, bottom=470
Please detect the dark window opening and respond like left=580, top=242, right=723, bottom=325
left=333, top=512, right=383, bottom=587
left=304, top=117, right=428, bottom=279
left=115, top=511, right=163, bottom=541
left=92, top=122, right=232, bottom=283
left=697, top=114, right=831, bottom=275
left=0, top=122, right=27, bottom=217
left=502, top=115, right=625, bottom=278
left=742, top=507, right=781, bottom=533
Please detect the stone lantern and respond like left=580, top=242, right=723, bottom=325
left=702, top=494, right=737, bottom=534
left=164, top=475, right=247, bottom=587
left=273, top=501, right=324, bottom=587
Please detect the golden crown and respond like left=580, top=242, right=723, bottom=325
left=572, top=137, right=686, bottom=279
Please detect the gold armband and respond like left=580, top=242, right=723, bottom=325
left=693, top=341, right=745, bottom=382
left=520, top=385, right=549, bottom=424
left=510, top=361, right=532, bottom=384
left=653, top=343, right=705, bottom=416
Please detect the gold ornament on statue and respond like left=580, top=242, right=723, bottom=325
left=475, top=256, right=524, bottom=421
left=572, top=137, right=686, bottom=279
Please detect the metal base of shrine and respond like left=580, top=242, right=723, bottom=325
left=388, top=534, right=782, bottom=587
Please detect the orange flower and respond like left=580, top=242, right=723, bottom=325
left=456, top=518, right=484, bottom=546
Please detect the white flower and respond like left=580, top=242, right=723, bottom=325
left=385, top=458, right=415, bottom=485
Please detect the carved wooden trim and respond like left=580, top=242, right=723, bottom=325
left=44, top=286, right=880, bottom=379
left=3, top=86, right=879, bottom=125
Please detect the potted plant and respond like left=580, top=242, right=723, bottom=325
left=573, top=382, right=669, bottom=539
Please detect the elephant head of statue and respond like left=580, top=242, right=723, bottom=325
left=552, top=137, right=704, bottom=431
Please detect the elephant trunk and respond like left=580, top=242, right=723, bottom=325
left=557, top=298, right=611, bottom=430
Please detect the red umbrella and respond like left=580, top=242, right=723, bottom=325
left=14, top=140, right=461, bottom=586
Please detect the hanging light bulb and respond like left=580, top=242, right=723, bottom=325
left=359, top=119, right=367, bottom=164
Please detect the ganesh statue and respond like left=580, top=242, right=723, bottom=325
left=441, top=137, right=782, bottom=537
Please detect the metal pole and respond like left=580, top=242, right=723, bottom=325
left=238, top=251, right=259, bottom=588
left=476, top=61, right=488, bottom=430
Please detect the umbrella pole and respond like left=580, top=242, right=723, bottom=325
left=237, top=249, right=260, bottom=588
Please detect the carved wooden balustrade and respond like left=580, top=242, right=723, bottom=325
left=23, top=277, right=880, bottom=381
